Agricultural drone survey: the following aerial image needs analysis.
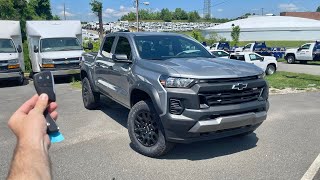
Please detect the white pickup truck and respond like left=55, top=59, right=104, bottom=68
left=285, top=41, right=320, bottom=64
left=229, top=52, right=277, bottom=75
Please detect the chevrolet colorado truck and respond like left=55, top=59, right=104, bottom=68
left=80, top=32, right=269, bottom=157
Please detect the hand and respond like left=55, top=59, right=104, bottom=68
left=8, top=94, right=58, bottom=151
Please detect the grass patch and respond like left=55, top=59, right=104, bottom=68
left=266, top=71, right=320, bottom=90
left=71, top=80, right=82, bottom=89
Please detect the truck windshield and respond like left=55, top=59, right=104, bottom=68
left=134, top=35, right=213, bottom=60
left=0, top=39, right=16, bottom=53
left=40, top=38, right=82, bottom=52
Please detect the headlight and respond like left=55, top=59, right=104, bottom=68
left=159, top=76, right=194, bottom=88
left=258, top=73, right=266, bottom=79
left=8, top=59, right=19, bottom=65
left=42, top=58, right=53, bottom=64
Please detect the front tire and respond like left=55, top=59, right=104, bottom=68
left=266, top=64, right=276, bottom=75
left=128, top=100, right=175, bottom=157
left=82, top=77, right=100, bottom=110
left=287, top=55, right=295, bottom=64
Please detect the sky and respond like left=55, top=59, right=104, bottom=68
left=50, top=0, right=320, bottom=22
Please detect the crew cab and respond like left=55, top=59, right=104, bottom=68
left=229, top=52, right=277, bottom=75
left=210, top=42, right=230, bottom=51
left=80, top=32, right=269, bottom=157
left=285, top=41, right=320, bottom=64
left=242, top=42, right=272, bottom=56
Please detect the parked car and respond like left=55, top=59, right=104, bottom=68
left=242, top=42, right=272, bottom=56
left=210, top=50, right=230, bottom=58
left=26, top=21, right=84, bottom=77
left=285, top=41, right=320, bottom=64
left=229, top=52, right=277, bottom=75
left=81, top=32, right=269, bottom=157
left=0, top=20, right=25, bottom=85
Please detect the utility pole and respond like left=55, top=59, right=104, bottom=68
left=63, top=3, right=66, bottom=20
left=136, top=0, right=139, bottom=32
left=261, top=8, right=264, bottom=16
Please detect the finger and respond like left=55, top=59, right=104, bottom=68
left=50, top=111, right=58, bottom=121
left=33, top=94, right=49, bottom=113
left=47, top=102, right=58, bottom=113
left=16, top=95, right=39, bottom=114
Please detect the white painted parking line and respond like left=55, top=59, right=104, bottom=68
left=301, top=153, right=320, bottom=180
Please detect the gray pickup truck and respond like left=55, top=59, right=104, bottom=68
left=80, top=32, right=269, bottom=157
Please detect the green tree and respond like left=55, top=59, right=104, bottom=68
left=90, top=0, right=103, bottom=40
left=231, top=25, right=240, bottom=46
left=0, top=0, right=17, bottom=19
left=191, top=30, right=204, bottom=42
left=173, top=8, right=188, bottom=20
left=29, top=0, right=53, bottom=20
left=188, top=11, right=201, bottom=22
left=317, top=6, right=320, bottom=12
left=53, top=15, right=61, bottom=20
left=160, top=8, right=172, bottom=22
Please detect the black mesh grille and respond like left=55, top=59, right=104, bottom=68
left=0, top=66, right=8, bottom=71
left=199, top=88, right=263, bottom=106
left=169, top=99, right=184, bottom=115
left=53, top=57, right=80, bottom=62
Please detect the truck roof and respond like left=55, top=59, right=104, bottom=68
left=26, top=20, right=82, bottom=38
left=0, top=20, right=21, bottom=39
left=108, top=32, right=189, bottom=37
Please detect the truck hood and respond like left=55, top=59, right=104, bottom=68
left=143, top=57, right=264, bottom=79
left=0, top=53, right=19, bottom=61
left=41, top=50, right=84, bottom=59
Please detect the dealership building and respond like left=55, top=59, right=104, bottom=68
left=202, top=16, right=320, bottom=41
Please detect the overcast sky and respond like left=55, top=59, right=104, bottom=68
left=50, top=0, right=320, bottom=22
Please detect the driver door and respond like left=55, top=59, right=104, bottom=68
left=296, top=44, right=311, bottom=60
left=249, top=53, right=266, bottom=70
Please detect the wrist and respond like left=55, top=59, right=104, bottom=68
left=17, top=138, right=49, bottom=153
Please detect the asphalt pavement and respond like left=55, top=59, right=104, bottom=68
left=0, top=82, right=319, bottom=180
left=278, top=62, right=320, bottom=75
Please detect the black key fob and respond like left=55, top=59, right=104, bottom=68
left=33, top=72, right=59, bottom=133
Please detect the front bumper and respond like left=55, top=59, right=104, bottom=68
left=0, top=70, right=23, bottom=81
left=41, top=68, right=80, bottom=76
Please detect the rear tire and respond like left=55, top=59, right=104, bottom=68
left=128, top=100, right=175, bottom=157
left=287, top=55, right=295, bottom=64
left=82, top=77, right=100, bottom=110
left=266, top=64, right=276, bottom=75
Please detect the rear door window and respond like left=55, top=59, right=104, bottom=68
left=230, top=55, right=245, bottom=61
left=102, top=36, right=115, bottom=57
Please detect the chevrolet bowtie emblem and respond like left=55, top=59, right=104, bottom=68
left=232, top=83, right=248, bottom=90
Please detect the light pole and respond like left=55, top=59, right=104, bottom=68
left=135, top=0, right=150, bottom=32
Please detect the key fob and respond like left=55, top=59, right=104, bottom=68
left=33, top=72, right=59, bottom=133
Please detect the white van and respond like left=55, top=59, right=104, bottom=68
left=0, top=21, right=25, bottom=85
left=26, top=21, right=83, bottom=76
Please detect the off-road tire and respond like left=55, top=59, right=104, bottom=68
left=287, top=55, right=295, bottom=64
left=128, top=100, right=175, bottom=157
left=82, top=77, right=100, bottom=110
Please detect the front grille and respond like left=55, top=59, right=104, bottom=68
left=0, top=66, right=8, bottom=71
left=169, top=99, right=184, bottom=115
left=53, top=57, right=80, bottom=62
left=199, top=87, right=263, bottom=106
left=54, top=63, right=80, bottom=69
left=198, top=76, right=258, bottom=84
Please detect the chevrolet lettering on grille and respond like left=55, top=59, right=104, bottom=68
left=232, top=83, right=248, bottom=90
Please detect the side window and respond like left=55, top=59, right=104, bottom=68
left=102, top=36, right=115, bottom=57
left=249, top=54, right=262, bottom=61
left=301, top=44, right=311, bottom=50
left=244, top=44, right=251, bottom=49
left=115, top=37, right=132, bottom=60
left=230, top=55, right=245, bottom=61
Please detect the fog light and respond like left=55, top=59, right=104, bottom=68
left=42, top=64, right=54, bottom=68
left=8, top=64, right=20, bottom=69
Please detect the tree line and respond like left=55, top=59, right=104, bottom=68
left=0, top=0, right=59, bottom=40
left=121, top=8, right=231, bottom=23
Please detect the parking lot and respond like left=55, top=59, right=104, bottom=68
left=0, top=82, right=319, bottom=180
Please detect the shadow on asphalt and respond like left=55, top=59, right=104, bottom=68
left=0, top=78, right=29, bottom=88
left=98, top=96, right=259, bottom=160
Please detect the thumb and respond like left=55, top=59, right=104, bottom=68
left=33, top=94, right=49, bottom=113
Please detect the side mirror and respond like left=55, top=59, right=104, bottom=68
left=84, top=42, right=94, bottom=50
left=260, top=57, right=265, bottom=62
left=34, top=45, right=39, bottom=53
left=17, top=45, right=22, bottom=53
left=298, top=47, right=302, bottom=51
left=112, top=54, right=131, bottom=62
